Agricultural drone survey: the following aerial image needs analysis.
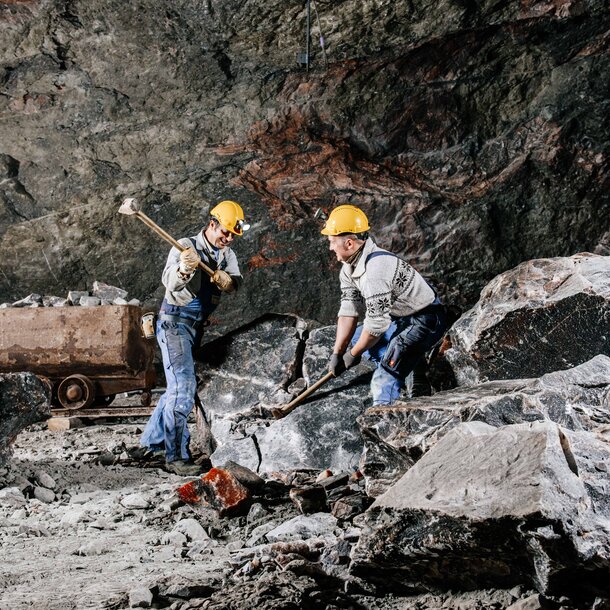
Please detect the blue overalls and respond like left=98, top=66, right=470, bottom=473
left=140, top=241, right=224, bottom=462
left=351, top=252, right=447, bottom=405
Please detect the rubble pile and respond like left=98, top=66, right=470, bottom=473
left=1, top=281, right=142, bottom=308
left=0, top=421, right=593, bottom=610
left=0, top=254, right=609, bottom=608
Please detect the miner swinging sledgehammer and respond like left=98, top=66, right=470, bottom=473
left=120, top=197, right=249, bottom=476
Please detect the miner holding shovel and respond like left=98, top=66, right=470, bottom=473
left=120, top=198, right=249, bottom=475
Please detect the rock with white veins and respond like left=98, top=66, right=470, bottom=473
left=446, top=253, right=610, bottom=385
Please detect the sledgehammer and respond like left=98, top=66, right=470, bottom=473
left=271, top=371, right=334, bottom=419
left=118, top=197, right=215, bottom=277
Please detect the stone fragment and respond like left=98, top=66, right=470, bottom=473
left=507, top=595, right=543, bottom=610
left=33, top=486, right=55, bottom=503
left=79, top=296, right=101, bottom=306
left=113, top=297, right=129, bottom=305
left=128, top=298, right=142, bottom=306
left=177, top=467, right=251, bottom=517
left=265, top=513, right=337, bottom=543
left=0, top=373, right=50, bottom=465
left=67, top=290, right=89, bottom=305
left=158, top=576, right=219, bottom=599
left=331, top=494, right=372, bottom=520
left=246, top=502, right=269, bottom=523
left=129, top=587, right=153, bottom=608
left=12, top=293, right=42, bottom=307
left=42, top=296, right=68, bottom=307
left=318, top=472, right=350, bottom=490
left=222, top=460, right=265, bottom=491
left=0, top=487, right=27, bottom=507
left=446, top=253, right=610, bottom=385
left=174, top=518, right=209, bottom=542
left=35, top=470, right=56, bottom=489
left=120, top=493, right=151, bottom=509
left=92, top=281, right=128, bottom=302
left=351, top=421, right=610, bottom=597
left=358, top=355, right=610, bottom=496
left=289, top=485, right=328, bottom=514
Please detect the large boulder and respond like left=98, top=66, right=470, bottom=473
left=445, top=253, right=610, bottom=385
left=196, top=318, right=374, bottom=474
left=350, top=420, right=610, bottom=598
left=358, top=355, right=610, bottom=496
left=0, top=373, right=51, bottom=465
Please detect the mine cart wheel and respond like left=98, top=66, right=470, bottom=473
left=140, top=391, right=152, bottom=407
left=57, top=374, right=95, bottom=410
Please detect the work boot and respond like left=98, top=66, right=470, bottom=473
left=166, top=460, right=202, bottom=476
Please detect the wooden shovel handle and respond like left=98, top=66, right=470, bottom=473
left=272, top=371, right=335, bottom=419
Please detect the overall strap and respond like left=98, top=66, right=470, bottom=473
left=189, top=237, right=227, bottom=270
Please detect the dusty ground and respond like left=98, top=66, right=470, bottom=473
left=0, top=421, right=235, bottom=609
left=0, top=420, right=542, bottom=610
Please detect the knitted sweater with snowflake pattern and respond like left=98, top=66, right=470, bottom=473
left=337, top=237, right=435, bottom=336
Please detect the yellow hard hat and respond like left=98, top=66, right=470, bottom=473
left=320, top=205, right=370, bottom=236
left=210, top=200, right=249, bottom=236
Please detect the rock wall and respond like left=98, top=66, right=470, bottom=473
left=1, top=0, right=608, bottom=337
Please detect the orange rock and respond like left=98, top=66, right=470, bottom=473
left=177, top=468, right=252, bottom=518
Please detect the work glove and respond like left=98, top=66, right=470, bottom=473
left=179, top=247, right=200, bottom=275
left=328, top=353, right=346, bottom=377
left=211, top=269, right=234, bottom=293
left=343, top=350, right=361, bottom=370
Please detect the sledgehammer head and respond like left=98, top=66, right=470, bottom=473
left=119, top=197, right=141, bottom=215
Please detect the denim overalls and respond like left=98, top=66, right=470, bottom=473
left=140, top=240, right=224, bottom=462
left=351, top=252, right=447, bottom=405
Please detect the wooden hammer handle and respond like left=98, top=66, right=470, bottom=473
left=136, top=211, right=215, bottom=277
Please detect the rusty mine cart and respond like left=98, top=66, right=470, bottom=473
left=0, top=305, right=156, bottom=418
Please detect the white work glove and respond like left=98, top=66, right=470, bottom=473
left=211, top=269, right=234, bottom=293
left=179, top=247, right=200, bottom=275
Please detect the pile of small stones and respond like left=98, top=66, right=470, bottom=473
left=1, top=281, right=141, bottom=308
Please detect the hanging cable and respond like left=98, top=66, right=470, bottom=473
left=311, top=0, right=328, bottom=68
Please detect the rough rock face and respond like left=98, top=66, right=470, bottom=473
left=1, top=1, right=608, bottom=337
left=196, top=317, right=375, bottom=473
left=358, top=355, right=610, bottom=496
left=446, top=253, right=610, bottom=385
left=350, top=420, right=610, bottom=598
left=0, top=372, right=50, bottom=465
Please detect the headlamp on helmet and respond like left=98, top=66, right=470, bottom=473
left=210, top=200, right=249, bottom=236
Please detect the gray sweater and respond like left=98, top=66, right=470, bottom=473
left=338, top=238, right=435, bottom=336
left=162, top=232, right=242, bottom=306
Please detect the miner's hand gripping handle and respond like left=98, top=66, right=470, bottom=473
left=118, top=197, right=215, bottom=277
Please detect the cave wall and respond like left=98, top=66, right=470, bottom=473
left=0, top=0, right=608, bottom=337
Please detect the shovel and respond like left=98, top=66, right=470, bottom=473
left=118, top=197, right=215, bottom=277
left=271, top=371, right=334, bottom=419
